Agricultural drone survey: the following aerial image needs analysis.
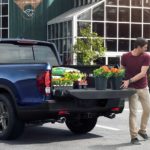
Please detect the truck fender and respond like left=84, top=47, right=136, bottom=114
left=0, top=81, right=20, bottom=112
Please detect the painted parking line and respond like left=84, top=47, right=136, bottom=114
left=96, top=124, right=120, bottom=131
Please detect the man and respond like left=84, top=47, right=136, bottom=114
left=121, top=37, right=150, bottom=145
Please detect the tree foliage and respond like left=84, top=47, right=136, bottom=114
left=73, top=26, right=106, bottom=65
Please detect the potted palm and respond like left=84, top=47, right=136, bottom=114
left=93, top=66, right=112, bottom=90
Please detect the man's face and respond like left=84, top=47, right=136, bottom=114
left=138, top=44, right=148, bottom=54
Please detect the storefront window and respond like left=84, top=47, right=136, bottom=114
left=2, top=16, right=8, bottom=28
left=0, top=17, right=2, bottom=28
left=0, top=5, right=1, bottom=16
left=106, top=39, right=117, bottom=51
left=55, top=24, right=58, bottom=39
left=148, top=40, right=150, bottom=52
left=144, top=0, right=150, bottom=7
left=2, top=4, right=8, bottom=15
left=118, top=40, right=129, bottom=51
left=94, top=57, right=106, bottom=65
left=60, top=23, right=63, bottom=38
left=93, top=22, right=104, bottom=36
left=108, top=57, right=120, bottom=66
left=144, top=9, right=150, bottom=23
left=0, top=1, right=8, bottom=38
left=63, top=22, right=67, bottom=37
left=119, top=8, right=130, bottom=22
left=78, top=9, right=91, bottom=20
left=2, top=0, right=8, bottom=3
left=131, top=0, right=142, bottom=7
left=2, top=29, right=7, bottom=38
left=131, top=24, right=142, bottom=38
left=106, top=0, right=117, bottom=5
left=106, top=23, right=117, bottom=37
left=131, top=40, right=135, bottom=50
left=119, top=0, right=129, bottom=6
left=67, top=21, right=72, bottom=37
left=106, top=7, right=117, bottom=21
left=119, top=24, right=129, bottom=38
left=59, top=39, right=63, bottom=54
left=143, top=24, right=150, bottom=38
left=131, top=9, right=142, bottom=22
left=47, top=25, right=51, bottom=39
left=62, top=39, right=67, bottom=53
left=93, top=3, right=104, bottom=21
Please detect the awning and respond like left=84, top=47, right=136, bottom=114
left=47, top=0, right=104, bottom=25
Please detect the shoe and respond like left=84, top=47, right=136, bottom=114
left=138, top=131, right=148, bottom=140
left=131, top=138, right=141, bottom=145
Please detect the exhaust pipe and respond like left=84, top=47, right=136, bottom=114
left=57, top=117, right=66, bottom=123
left=104, top=113, right=116, bottom=119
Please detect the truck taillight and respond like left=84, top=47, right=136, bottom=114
left=111, top=107, right=120, bottom=112
left=36, top=71, right=51, bottom=95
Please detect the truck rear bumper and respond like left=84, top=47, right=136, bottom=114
left=17, top=88, right=136, bottom=121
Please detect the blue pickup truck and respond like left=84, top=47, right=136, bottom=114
left=0, top=39, right=135, bottom=140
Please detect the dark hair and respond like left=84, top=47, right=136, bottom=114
left=134, top=37, right=148, bottom=48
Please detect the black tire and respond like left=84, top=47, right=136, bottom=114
left=0, top=94, right=24, bottom=140
left=66, top=117, right=97, bottom=134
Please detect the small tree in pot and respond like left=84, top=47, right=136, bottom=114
left=73, top=26, right=106, bottom=65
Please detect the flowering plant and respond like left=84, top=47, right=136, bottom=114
left=110, top=67, right=125, bottom=78
left=93, top=65, right=112, bottom=78
left=52, top=71, right=87, bottom=86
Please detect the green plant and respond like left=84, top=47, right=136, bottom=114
left=93, top=65, right=112, bottom=79
left=64, top=71, right=86, bottom=81
left=52, top=78, right=73, bottom=86
left=73, top=25, right=106, bottom=65
left=52, top=71, right=87, bottom=86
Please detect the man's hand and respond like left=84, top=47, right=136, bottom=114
left=121, top=80, right=130, bottom=89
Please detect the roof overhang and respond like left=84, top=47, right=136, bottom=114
left=47, top=0, right=105, bottom=25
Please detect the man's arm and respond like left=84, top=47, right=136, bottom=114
left=129, top=66, right=149, bottom=83
left=121, top=66, right=149, bottom=88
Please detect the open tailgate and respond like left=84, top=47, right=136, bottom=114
left=64, top=88, right=136, bottom=99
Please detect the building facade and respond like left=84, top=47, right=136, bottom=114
left=2, top=0, right=150, bottom=65
left=47, top=0, right=150, bottom=65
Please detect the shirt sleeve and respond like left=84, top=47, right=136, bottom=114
left=143, top=54, right=150, bottom=66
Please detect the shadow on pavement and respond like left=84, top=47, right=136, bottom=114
left=0, top=125, right=102, bottom=145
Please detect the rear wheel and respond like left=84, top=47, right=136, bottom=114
left=0, top=94, right=24, bottom=140
left=66, top=117, right=97, bottom=134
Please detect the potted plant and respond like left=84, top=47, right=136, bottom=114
left=64, top=71, right=87, bottom=89
left=52, top=71, right=87, bottom=90
left=110, top=67, right=125, bottom=90
left=73, top=26, right=106, bottom=65
left=93, top=66, right=112, bottom=90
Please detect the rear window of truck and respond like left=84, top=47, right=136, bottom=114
left=0, top=44, right=59, bottom=66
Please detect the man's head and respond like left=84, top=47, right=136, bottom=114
left=134, top=37, right=148, bottom=54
